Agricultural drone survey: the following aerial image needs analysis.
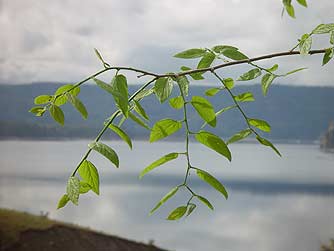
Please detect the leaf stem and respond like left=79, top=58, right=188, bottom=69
left=211, top=70, right=260, bottom=137
left=185, top=185, right=196, bottom=196
left=177, top=84, right=192, bottom=186
left=186, top=195, right=195, bottom=206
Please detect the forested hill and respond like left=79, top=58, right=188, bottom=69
left=0, top=83, right=333, bottom=141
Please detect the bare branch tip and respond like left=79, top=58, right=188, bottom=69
left=137, top=73, right=146, bottom=78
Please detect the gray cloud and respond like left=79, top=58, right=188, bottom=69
left=0, top=0, right=333, bottom=85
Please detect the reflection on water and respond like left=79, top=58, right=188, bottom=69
left=0, top=140, right=334, bottom=251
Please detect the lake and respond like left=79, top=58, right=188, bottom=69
left=1, top=140, right=334, bottom=251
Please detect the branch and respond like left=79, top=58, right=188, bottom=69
left=176, top=49, right=327, bottom=77
left=211, top=70, right=260, bottom=137
left=54, top=49, right=327, bottom=102
left=53, top=48, right=328, bottom=178
left=94, top=49, right=326, bottom=78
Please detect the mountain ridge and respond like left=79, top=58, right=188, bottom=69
left=1, top=82, right=333, bottom=141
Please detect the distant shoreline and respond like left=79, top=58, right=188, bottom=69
left=0, top=136, right=320, bottom=146
left=1, top=84, right=333, bottom=146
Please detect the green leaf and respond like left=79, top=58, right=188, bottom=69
left=176, top=75, right=189, bottom=96
left=34, top=95, right=52, bottom=105
left=118, top=115, right=127, bottom=127
left=261, top=73, right=276, bottom=96
left=237, top=68, right=262, bottom=81
left=154, top=77, right=174, bottom=103
left=197, top=52, right=215, bottom=69
left=94, top=48, right=105, bottom=65
left=297, top=0, right=307, bottom=7
left=174, top=48, right=206, bottom=59
left=49, top=104, right=64, bottom=125
left=284, top=3, right=295, bottom=18
left=29, top=106, right=46, bottom=116
left=150, top=119, right=182, bottom=142
left=55, top=84, right=80, bottom=96
left=149, top=186, right=179, bottom=215
left=88, top=142, right=119, bottom=168
left=57, top=194, right=70, bottom=209
left=322, top=48, right=334, bottom=66
left=128, top=112, right=151, bottom=130
left=299, top=34, right=312, bottom=55
left=112, top=74, right=128, bottom=98
left=66, top=93, right=88, bottom=119
left=221, top=48, right=248, bottom=60
left=191, top=96, right=216, bottom=127
left=200, top=105, right=236, bottom=129
left=78, top=160, right=100, bottom=195
left=248, top=118, right=271, bottom=132
left=195, top=131, right=231, bottom=161
left=227, top=129, right=253, bottom=144
left=167, top=206, right=187, bottom=220
left=186, top=204, right=197, bottom=217
left=312, top=23, right=334, bottom=34
left=111, top=74, right=129, bottom=117
left=196, top=195, right=214, bottom=210
left=180, top=66, right=204, bottom=80
left=215, top=105, right=236, bottom=116
left=93, top=78, right=114, bottom=94
left=169, top=96, right=184, bottom=110
left=285, top=67, right=307, bottom=76
left=256, top=136, right=281, bottom=157
left=140, top=153, right=178, bottom=179
left=234, top=92, right=255, bottom=102
left=223, top=78, right=234, bottom=89
left=79, top=181, right=91, bottom=194
left=66, top=176, right=80, bottom=205
left=212, top=45, right=238, bottom=54
left=108, top=124, right=132, bottom=149
left=134, top=88, right=154, bottom=101
left=95, top=79, right=128, bottom=117
left=205, top=88, right=221, bottom=97
left=196, top=169, right=228, bottom=199
left=54, top=84, right=80, bottom=106
left=134, top=100, right=149, bottom=120
left=29, top=106, right=44, bottom=114
left=330, top=31, right=334, bottom=45
left=267, top=64, right=279, bottom=72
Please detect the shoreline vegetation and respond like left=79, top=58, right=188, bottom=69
left=0, top=208, right=168, bottom=251
left=321, top=121, right=334, bottom=151
left=0, top=208, right=332, bottom=251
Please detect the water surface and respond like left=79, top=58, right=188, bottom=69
left=1, top=140, right=334, bottom=251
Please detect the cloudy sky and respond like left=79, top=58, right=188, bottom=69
left=0, top=0, right=333, bottom=86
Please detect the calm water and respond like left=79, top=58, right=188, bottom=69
left=1, top=140, right=334, bottom=251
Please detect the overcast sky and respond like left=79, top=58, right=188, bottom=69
left=0, top=0, right=333, bottom=86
